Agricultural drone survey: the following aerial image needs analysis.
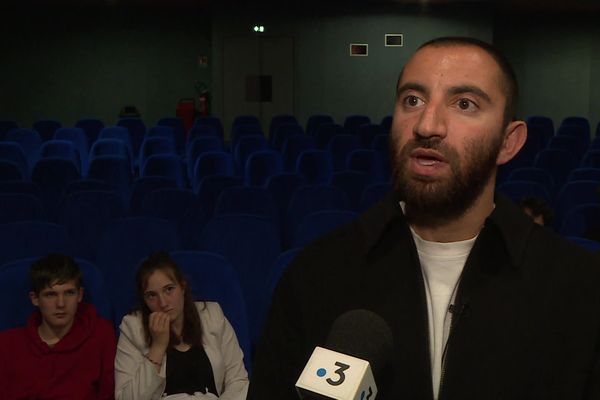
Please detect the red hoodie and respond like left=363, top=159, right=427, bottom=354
left=0, top=302, right=116, bottom=400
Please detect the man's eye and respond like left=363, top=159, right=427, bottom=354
left=165, top=286, right=175, bottom=294
left=404, top=95, right=423, bottom=107
left=457, top=98, right=477, bottom=111
left=144, top=293, right=156, bottom=300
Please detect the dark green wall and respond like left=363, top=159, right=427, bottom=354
left=494, top=13, right=600, bottom=133
left=0, top=6, right=211, bottom=128
left=2, top=5, right=599, bottom=135
left=211, top=5, right=493, bottom=129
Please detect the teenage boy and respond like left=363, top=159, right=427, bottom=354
left=0, top=254, right=116, bottom=399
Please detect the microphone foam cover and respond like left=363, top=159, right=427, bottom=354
left=325, top=309, right=393, bottom=376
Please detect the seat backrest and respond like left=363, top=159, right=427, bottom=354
left=0, top=142, right=28, bottom=179
left=96, top=217, right=182, bottom=323
left=148, top=124, right=182, bottom=154
left=140, top=154, right=185, bottom=189
left=269, top=114, right=298, bottom=139
left=380, top=116, right=393, bottom=134
left=330, top=170, right=372, bottom=211
left=75, top=118, right=105, bottom=145
left=292, top=210, right=358, bottom=249
left=295, top=149, right=333, bottom=185
left=554, top=180, right=600, bottom=229
left=192, top=151, right=234, bottom=192
left=0, top=193, right=46, bottom=223
left=233, top=135, right=267, bottom=173
left=194, top=175, right=242, bottom=220
left=533, top=149, right=577, bottom=188
left=306, top=114, right=334, bottom=136
left=285, top=184, right=350, bottom=247
left=33, top=119, right=62, bottom=142
left=196, top=214, right=281, bottom=348
left=343, top=114, right=371, bottom=136
left=87, top=156, right=133, bottom=207
left=140, top=188, right=199, bottom=222
left=357, top=123, right=384, bottom=148
left=117, top=117, right=146, bottom=158
left=315, top=123, right=344, bottom=149
left=0, top=221, right=73, bottom=266
left=156, top=118, right=186, bottom=154
left=327, top=134, right=360, bottom=171
left=54, top=127, right=89, bottom=173
left=567, top=167, right=600, bottom=183
left=193, top=116, right=224, bottom=138
left=138, top=136, right=176, bottom=170
left=129, top=176, right=178, bottom=215
left=5, top=128, right=42, bottom=170
left=561, top=204, right=600, bottom=237
left=496, top=180, right=551, bottom=204
left=187, top=136, right=225, bottom=180
left=271, top=123, right=304, bottom=152
left=214, top=186, right=278, bottom=222
left=347, top=149, right=387, bottom=182
left=282, top=134, right=316, bottom=172
left=244, top=150, right=283, bottom=186
left=98, top=126, right=134, bottom=166
left=0, top=120, right=18, bottom=137
left=40, top=140, right=81, bottom=173
left=581, top=150, right=600, bottom=169
left=359, top=182, right=392, bottom=211
left=547, top=134, right=585, bottom=161
left=58, top=190, right=125, bottom=261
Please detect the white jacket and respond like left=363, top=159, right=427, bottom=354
left=115, top=302, right=249, bottom=400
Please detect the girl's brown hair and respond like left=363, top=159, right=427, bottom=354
left=135, top=251, right=203, bottom=348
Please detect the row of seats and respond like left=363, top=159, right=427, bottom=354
left=498, top=116, right=600, bottom=187
left=0, top=114, right=392, bottom=159
left=0, top=176, right=392, bottom=253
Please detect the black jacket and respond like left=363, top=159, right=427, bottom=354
left=248, top=193, right=600, bottom=400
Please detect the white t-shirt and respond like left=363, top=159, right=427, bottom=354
left=410, top=227, right=476, bottom=400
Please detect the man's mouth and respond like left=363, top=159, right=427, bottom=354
left=411, top=148, right=447, bottom=165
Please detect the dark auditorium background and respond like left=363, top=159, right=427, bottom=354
left=1, top=0, right=600, bottom=131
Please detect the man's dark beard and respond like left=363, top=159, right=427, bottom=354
left=391, top=132, right=504, bottom=227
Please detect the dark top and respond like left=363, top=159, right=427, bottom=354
left=164, top=345, right=218, bottom=396
left=248, top=192, right=600, bottom=400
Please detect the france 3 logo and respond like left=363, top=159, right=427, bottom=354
left=316, top=361, right=374, bottom=399
left=296, top=347, right=377, bottom=400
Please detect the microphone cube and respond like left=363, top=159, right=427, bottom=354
left=295, top=346, right=377, bottom=400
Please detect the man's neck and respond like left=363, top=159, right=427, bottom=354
left=411, top=188, right=495, bottom=243
left=38, top=321, right=73, bottom=347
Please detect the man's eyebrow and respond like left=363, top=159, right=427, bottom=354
left=396, top=82, right=428, bottom=98
left=448, top=85, right=492, bottom=104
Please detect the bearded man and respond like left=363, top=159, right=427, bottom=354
left=248, top=37, right=600, bottom=400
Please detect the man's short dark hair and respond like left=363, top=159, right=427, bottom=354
left=30, top=254, right=82, bottom=294
left=397, top=36, right=519, bottom=125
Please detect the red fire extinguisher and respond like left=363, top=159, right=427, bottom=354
left=196, top=82, right=210, bottom=116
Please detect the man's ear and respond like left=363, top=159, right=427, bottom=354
left=29, top=291, right=39, bottom=307
left=497, top=120, right=527, bottom=165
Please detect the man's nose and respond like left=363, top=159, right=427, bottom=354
left=413, top=100, right=447, bottom=140
left=56, top=294, right=65, bottom=307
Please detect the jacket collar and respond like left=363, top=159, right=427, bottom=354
left=359, top=191, right=536, bottom=270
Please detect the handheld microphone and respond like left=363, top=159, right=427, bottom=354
left=295, top=309, right=393, bottom=400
